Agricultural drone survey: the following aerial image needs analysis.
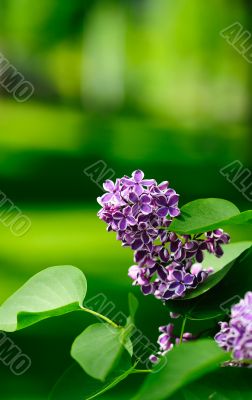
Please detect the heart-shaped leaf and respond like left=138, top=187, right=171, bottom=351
left=71, top=323, right=133, bottom=381
left=182, top=241, right=252, bottom=300
left=169, top=198, right=241, bottom=234
left=134, top=340, right=229, bottom=400
left=0, top=265, right=87, bottom=332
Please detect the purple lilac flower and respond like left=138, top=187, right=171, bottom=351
left=97, top=170, right=230, bottom=301
left=97, top=170, right=180, bottom=255
left=149, top=321, right=194, bottom=363
left=162, top=269, right=197, bottom=299
left=121, top=170, right=155, bottom=196
left=215, top=292, right=252, bottom=363
left=205, top=229, right=230, bottom=257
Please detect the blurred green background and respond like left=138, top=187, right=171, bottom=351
left=0, top=0, right=251, bottom=399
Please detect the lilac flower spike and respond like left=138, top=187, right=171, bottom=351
left=97, top=170, right=230, bottom=302
left=215, top=292, right=252, bottom=363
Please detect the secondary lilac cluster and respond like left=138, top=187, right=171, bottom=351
left=149, top=320, right=194, bottom=364
left=97, top=170, right=230, bottom=301
left=215, top=292, right=252, bottom=363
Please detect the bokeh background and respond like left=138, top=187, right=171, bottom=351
left=0, top=0, right=251, bottom=399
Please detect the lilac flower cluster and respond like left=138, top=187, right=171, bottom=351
left=215, top=292, right=252, bottom=362
left=149, top=321, right=194, bottom=364
left=97, top=170, right=230, bottom=301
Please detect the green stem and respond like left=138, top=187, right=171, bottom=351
left=80, top=306, right=119, bottom=328
left=131, top=369, right=152, bottom=374
left=179, top=316, right=187, bottom=344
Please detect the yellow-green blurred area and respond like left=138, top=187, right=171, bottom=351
left=0, top=0, right=252, bottom=399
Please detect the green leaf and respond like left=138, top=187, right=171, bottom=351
left=71, top=323, right=133, bottom=381
left=134, top=340, right=229, bottom=400
left=182, top=241, right=252, bottom=300
left=168, top=248, right=252, bottom=320
left=170, top=367, right=252, bottom=400
left=226, top=210, right=252, bottom=226
left=169, top=198, right=241, bottom=234
left=123, top=294, right=139, bottom=357
left=49, top=355, right=134, bottom=400
left=0, top=265, right=87, bottom=332
left=128, top=293, right=139, bottom=324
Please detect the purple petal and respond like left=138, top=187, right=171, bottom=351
left=134, top=250, right=147, bottom=263
left=170, top=240, right=179, bottom=252
left=191, top=263, right=202, bottom=275
left=183, top=274, right=194, bottom=285
left=141, top=203, right=152, bottom=214
left=124, top=205, right=132, bottom=216
left=157, top=266, right=168, bottom=281
left=141, top=284, right=153, bottom=295
left=157, top=207, right=169, bottom=217
left=184, top=241, right=197, bottom=250
left=121, top=177, right=134, bottom=186
left=126, top=215, right=136, bottom=226
left=175, top=283, right=185, bottom=296
left=158, top=181, right=169, bottom=190
left=138, top=214, right=149, bottom=223
left=213, top=229, right=223, bottom=236
left=163, top=290, right=174, bottom=300
left=165, top=188, right=176, bottom=196
left=129, top=191, right=138, bottom=203
left=100, top=193, right=114, bottom=204
left=215, top=245, right=224, bottom=257
left=169, top=281, right=180, bottom=290
left=156, top=195, right=167, bottom=206
left=128, top=265, right=140, bottom=280
left=103, top=180, right=115, bottom=192
left=196, top=250, right=204, bottom=263
left=134, top=183, right=144, bottom=196
left=131, top=239, right=143, bottom=251
left=132, top=203, right=140, bottom=217
left=172, top=270, right=183, bottom=282
left=149, top=354, right=159, bottom=363
left=113, top=211, right=124, bottom=219
left=142, top=179, right=156, bottom=186
left=174, top=247, right=186, bottom=262
left=141, top=194, right=151, bottom=203
left=197, top=271, right=208, bottom=283
left=168, top=207, right=180, bottom=217
left=141, top=231, right=150, bottom=244
left=132, top=169, right=144, bottom=183
left=159, top=248, right=170, bottom=262
left=167, top=194, right=179, bottom=207
left=119, top=218, right=127, bottom=231
left=199, top=242, right=208, bottom=250
left=158, top=333, right=170, bottom=346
